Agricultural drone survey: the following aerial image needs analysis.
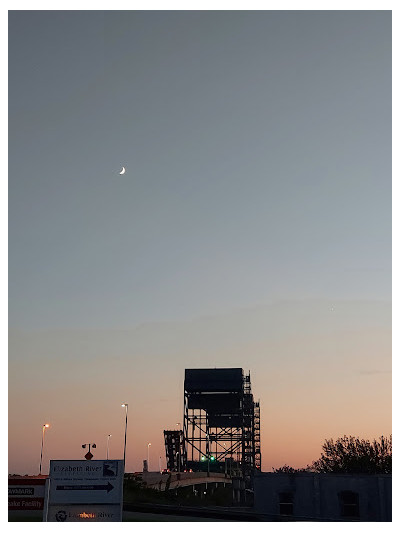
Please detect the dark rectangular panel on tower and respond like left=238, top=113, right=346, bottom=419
left=184, top=368, right=243, bottom=393
left=187, top=393, right=241, bottom=412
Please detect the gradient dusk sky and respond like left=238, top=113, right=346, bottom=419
left=8, top=10, right=391, bottom=475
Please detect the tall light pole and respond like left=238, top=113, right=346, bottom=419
left=39, top=424, right=50, bottom=476
left=147, top=442, right=151, bottom=471
left=106, top=434, right=112, bottom=460
left=121, top=403, right=128, bottom=469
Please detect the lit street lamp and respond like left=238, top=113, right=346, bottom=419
left=121, top=403, right=128, bottom=468
left=39, top=424, right=50, bottom=476
left=147, top=442, right=151, bottom=470
left=106, top=434, right=112, bottom=460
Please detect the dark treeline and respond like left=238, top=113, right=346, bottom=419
left=273, top=435, right=392, bottom=474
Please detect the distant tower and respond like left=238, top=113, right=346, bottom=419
left=163, top=430, right=183, bottom=472
left=182, top=368, right=261, bottom=486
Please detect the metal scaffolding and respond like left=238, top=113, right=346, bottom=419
left=163, top=430, right=184, bottom=472
left=182, top=368, right=261, bottom=481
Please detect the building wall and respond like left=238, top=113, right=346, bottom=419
left=253, top=472, right=391, bottom=521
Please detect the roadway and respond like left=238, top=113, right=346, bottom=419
left=140, top=471, right=232, bottom=491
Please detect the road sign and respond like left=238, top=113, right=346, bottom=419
left=8, top=478, right=46, bottom=512
left=44, top=460, right=124, bottom=522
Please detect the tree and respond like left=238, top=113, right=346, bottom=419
left=273, top=465, right=297, bottom=474
left=311, top=435, right=392, bottom=474
left=272, top=465, right=311, bottom=474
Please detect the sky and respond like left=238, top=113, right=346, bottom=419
left=8, top=10, right=391, bottom=474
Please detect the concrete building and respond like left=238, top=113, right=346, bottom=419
left=253, top=472, right=391, bottom=521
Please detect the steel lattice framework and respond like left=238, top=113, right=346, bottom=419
left=182, top=368, right=261, bottom=481
left=163, top=430, right=184, bottom=472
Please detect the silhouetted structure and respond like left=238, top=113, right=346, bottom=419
left=163, top=430, right=184, bottom=472
left=253, top=471, right=392, bottom=521
left=182, top=368, right=261, bottom=484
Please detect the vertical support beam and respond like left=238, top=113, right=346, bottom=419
left=183, top=391, right=188, bottom=469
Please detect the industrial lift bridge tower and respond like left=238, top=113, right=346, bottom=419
left=183, top=368, right=261, bottom=480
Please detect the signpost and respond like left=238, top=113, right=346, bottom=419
left=44, top=460, right=124, bottom=522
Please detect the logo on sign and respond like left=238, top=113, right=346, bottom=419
left=103, top=461, right=118, bottom=477
left=55, top=510, right=68, bottom=522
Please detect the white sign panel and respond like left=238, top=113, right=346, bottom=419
left=45, top=460, right=124, bottom=522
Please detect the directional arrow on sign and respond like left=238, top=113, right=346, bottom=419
left=56, top=482, right=114, bottom=493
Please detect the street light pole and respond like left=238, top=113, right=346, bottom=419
left=106, top=434, right=112, bottom=460
left=39, top=424, right=50, bottom=475
left=147, top=442, right=151, bottom=471
left=121, top=403, right=128, bottom=468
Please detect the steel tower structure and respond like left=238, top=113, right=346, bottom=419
left=163, top=430, right=184, bottom=472
left=182, top=368, right=261, bottom=481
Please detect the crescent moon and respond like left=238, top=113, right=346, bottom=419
left=119, top=167, right=126, bottom=175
